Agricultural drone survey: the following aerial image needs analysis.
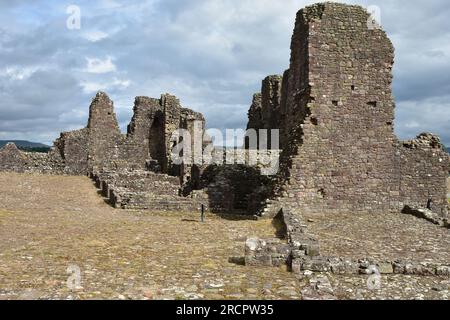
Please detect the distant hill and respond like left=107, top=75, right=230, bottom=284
left=0, top=140, right=51, bottom=153
left=446, top=147, right=450, bottom=154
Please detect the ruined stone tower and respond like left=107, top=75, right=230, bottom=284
left=249, top=3, right=450, bottom=216
left=87, top=92, right=123, bottom=169
left=246, top=75, right=283, bottom=149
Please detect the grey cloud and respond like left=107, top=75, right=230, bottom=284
left=0, top=0, right=449, bottom=147
left=0, top=70, right=83, bottom=121
left=395, top=96, right=450, bottom=146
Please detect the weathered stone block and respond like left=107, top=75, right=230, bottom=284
left=436, top=266, right=450, bottom=276
left=302, top=258, right=331, bottom=272
left=377, top=262, right=394, bottom=275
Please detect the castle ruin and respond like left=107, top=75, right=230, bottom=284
left=248, top=3, right=450, bottom=218
left=0, top=3, right=449, bottom=224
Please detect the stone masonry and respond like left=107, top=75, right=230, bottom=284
left=0, top=2, right=448, bottom=220
left=246, top=3, right=450, bottom=218
left=243, top=2, right=450, bottom=280
left=0, top=2, right=449, bottom=287
left=0, top=92, right=207, bottom=211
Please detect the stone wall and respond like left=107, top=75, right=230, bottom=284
left=247, top=3, right=450, bottom=217
left=398, top=134, right=450, bottom=214
left=91, top=169, right=205, bottom=212
left=246, top=75, right=283, bottom=149
left=120, top=96, right=165, bottom=170
left=179, top=147, right=282, bottom=215
left=0, top=142, right=65, bottom=174
left=0, top=92, right=206, bottom=177
left=53, top=129, right=88, bottom=175
left=195, top=164, right=273, bottom=214
left=86, top=92, right=123, bottom=170
left=0, top=91, right=210, bottom=213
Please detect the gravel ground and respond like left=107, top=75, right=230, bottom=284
left=0, top=173, right=301, bottom=300
left=0, top=172, right=448, bottom=300
left=302, top=211, right=450, bottom=263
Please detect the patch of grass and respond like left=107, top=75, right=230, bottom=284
left=0, top=210, right=11, bottom=217
left=0, top=210, right=12, bottom=224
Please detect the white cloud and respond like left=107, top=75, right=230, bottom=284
left=0, top=0, right=449, bottom=146
left=0, top=66, right=40, bottom=80
left=57, top=109, right=88, bottom=123
left=83, top=30, right=109, bottom=42
left=396, top=96, right=450, bottom=143
left=81, top=77, right=131, bottom=94
left=84, top=56, right=117, bottom=74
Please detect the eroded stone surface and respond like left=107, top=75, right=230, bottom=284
left=302, top=211, right=450, bottom=265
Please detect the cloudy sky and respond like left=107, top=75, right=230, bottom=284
left=0, top=0, right=449, bottom=146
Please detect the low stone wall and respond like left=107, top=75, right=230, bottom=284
left=244, top=208, right=450, bottom=277
left=244, top=237, right=291, bottom=267
left=0, top=143, right=65, bottom=174
left=92, top=169, right=207, bottom=212
left=194, top=164, right=273, bottom=215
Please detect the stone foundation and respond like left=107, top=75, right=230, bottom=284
left=244, top=208, right=450, bottom=277
left=91, top=169, right=206, bottom=212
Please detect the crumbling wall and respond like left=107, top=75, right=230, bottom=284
left=197, top=164, right=271, bottom=214
left=0, top=91, right=206, bottom=181
left=178, top=107, right=206, bottom=178
left=398, top=134, right=450, bottom=215
left=247, top=3, right=450, bottom=216
left=120, top=96, right=165, bottom=170
left=0, top=143, right=27, bottom=172
left=0, top=142, right=64, bottom=174
left=49, top=92, right=206, bottom=177
left=246, top=75, right=283, bottom=149
left=86, top=92, right=123, bottom=170
left=160, top=94, right=182, bottom=174
left=281, top=3, right=399, bottom=214
left=187, top=146, right=280, bottom=215
left=54, top=128, right=89, bottom=174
